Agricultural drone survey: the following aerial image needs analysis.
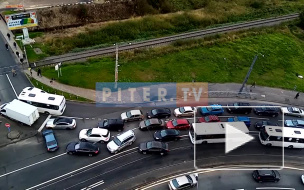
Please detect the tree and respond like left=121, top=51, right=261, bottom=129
left=300, top=10, right=304, bottom=27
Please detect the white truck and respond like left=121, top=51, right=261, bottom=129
left=0, top=99, right=40, bottom=126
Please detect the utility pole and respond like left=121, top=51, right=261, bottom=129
left=114, top=43, right=118, bottom=88
left=238, top=55, right=258, bottom=94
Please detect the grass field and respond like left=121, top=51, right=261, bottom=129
left=28, top=75, right=92, bottom=102
left=26, top=0, right=304, bottom=61
left=41, top=22, right=304, bottom=92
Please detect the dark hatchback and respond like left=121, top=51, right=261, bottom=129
left=66, top=141, right=99, bottom=157
left=255, top=120, right=279, bottom=130
left=252, top=170, right=280, bottom=183
left=227, top=102, right=252, bottom=114
left=253, top=105, right=280, bottom=117
left=154, top=129, right=181, bottom=141
left=139, top=141, right=169, bottom=155
left=147, top=108, right=171, bottom=119
left=98, top=119, right=124, bottom=131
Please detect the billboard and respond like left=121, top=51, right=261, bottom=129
left=5, top=12, right=38, bottom=30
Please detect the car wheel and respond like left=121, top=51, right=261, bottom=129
left=174, top=138, right=179, bottom=141
left=266, top=143, right=272, bottom=146
left=142, top=151, right=147, bottom=155
left=88, top=154, right=93, bottom=157
left=100, top=140, right=104, bottom=143
left=118, top=129, right=122, bottom=132
left=44, top=111, right=50, bottom=115
left=258, top=113, right=262, bottom=116
left=274, top=180, right=278, bottom=183
left=67, top=152, right=73, bottom=155
left=66, top=127, right=71, bottom=130
left=202, top=141, right=207, bottom=144
left=288, top=145, right=293, bottom=149
left=81, top=139, right=87, bottom=142
left=46, top=127, right=52, bottom=129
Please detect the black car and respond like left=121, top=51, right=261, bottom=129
left=154, top=129, right=181, bottom=141
left=66, top=141, right=99, bottom=157
left=253, top=105, right=280, bottom=117
left=146, top=108, right=171, bottom=119
left=252, top=170, right=280, bottom=183
left=255, top=120, right=279, bottom=130
left=139, top=141, right=169, bottom=155
left=98, top=119, right=124, bottom=131
left=226, top=102, right=252, bottom=114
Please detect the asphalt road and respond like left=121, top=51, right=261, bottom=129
left=149, top=168, right=304, bottom=190
left=0, top=101, right=302, bottom=190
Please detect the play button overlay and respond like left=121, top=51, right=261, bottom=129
left=225, top=123, right=254, bottom=154
left=193, top=105, right=284, bottom=170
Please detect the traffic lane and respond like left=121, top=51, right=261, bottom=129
left=42, top=141, right=194, bottom=190
left=0, top=75, right=17, bottom=102
left=8, top=71, right=32, bottom=96
left=150, top=169, right=303, bottom=190
left=0, top=32, right=17, bottom=67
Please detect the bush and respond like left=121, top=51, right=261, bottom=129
left=300, top=10, right=304, bottom=27
left=249, top=0, right=265, bottom=9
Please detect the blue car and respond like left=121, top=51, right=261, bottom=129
left=200, top=104, right=224, bottom=116
left=227, top=116, right=251, bottom=127
left=42, top=129, right=59, bottom=152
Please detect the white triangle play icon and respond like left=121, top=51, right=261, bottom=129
left=225, top=123, right=254, bottom=154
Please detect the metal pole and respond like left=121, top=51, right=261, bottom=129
left=115, top=43, right=118, bottom=88
left=238, top=55, right=258, bottom=94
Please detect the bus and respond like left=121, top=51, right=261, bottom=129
left=259, top=125, right=304, bottom=149
left=18, top=87, right=66, bottom=115
left=189, top=122, right=249, bottom=144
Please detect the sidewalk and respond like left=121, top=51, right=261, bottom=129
left=0, top=16, right=26, bottom=64
left=24, top=69, right=96, bottom=101
left=23, top=69, right=304, bottom=106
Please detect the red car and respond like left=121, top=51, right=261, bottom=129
left=166, top=119, right=190, bottom=130
left=198, top=115, right=220, bottom=123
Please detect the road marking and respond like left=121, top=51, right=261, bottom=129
left=38, top=115, right=52, bottom=132
left=25, top=147, right=138, bottom=190
left=80, top=180, right=104, bottom=190
left=0, top=153, right=66, bottom=178
left=256, top=188, right=295, bottom=190
left=57, top=116, right=83, bottom=120
left=6, top=74, right=18, bottom=97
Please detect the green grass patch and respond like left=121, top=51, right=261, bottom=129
left=41, top=23, right=304, bottom=92
left=32, top=0, right=304, bottom=58
left=28, top=75, right=93, bottom=102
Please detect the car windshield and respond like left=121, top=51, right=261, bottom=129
left=260, top=129, right=269, bottom=141
left=87, top=129, right=92, bottom=136
left=75, top=143, right=80, bottom=150
left=103, top=120, right=108, bottom=127
left=47, top=140, right=57, bottom=147
left=172, top=120, right=178, bottom=127
left=233, top=103, right=239, bottom=108
left=126, top=111, right=132, bottom=118
left=186, top=175, right=193, bottom=183
left=171, top=179, right=179, bottom=188
left=179, top=107, right=185, bottom=113
left=147, top=142, right=153, bottom=149
left=144, top=120, right=151, bottom=126
left=152, top=109, right=158, bottom=115
left=113, top=137, right=122, bottom=146
left=206, top=107, right=213, bottom=111
left=204, top=116, right=210, bottom=122
left=160, top=130, right=168, bottom=137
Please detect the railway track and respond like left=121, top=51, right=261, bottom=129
left=34, top=13, right=299, bottom=67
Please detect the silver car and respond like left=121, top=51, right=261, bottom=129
left=107, top=130, right=136, bottom=154
left=174, top=107, right=196, bottom=117
left=46, top=117, right=76, bottom=130
left=121, top=110, right=144, bottom=122
left=168, top=173, right=198, bottom=190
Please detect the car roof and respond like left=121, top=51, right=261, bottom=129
left=45, top=133, right=55, bottom=141
left=183, top=106, right=193, bottom=111
left=79, top=142, right=95, bottom=149
left=107, top=119, right=123, bottom=124
left=149, top=141, right=163, bottom=148
left=153, top=108, right=169, bottom=113
left=163, top=129, right=179, bottom=135
left=257, top=170, right=275, bottom=176
left=176, top=119, right=189, bottom=124
left=130, top=110, right=142, bottom=115
left=149, top=118, right=161, bottom=124
left=175, top=175, right=190, bottom=185
left=210, top=104, right=222, bottom=109
left=91, top=128, right=108, bottom=135
left=117, top=130, right=135, bottom=140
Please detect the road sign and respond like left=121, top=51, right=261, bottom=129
left=5, top=123, right=10, bottom=128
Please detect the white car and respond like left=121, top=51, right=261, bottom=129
left=301, top=175, right=304, bottom=184
left=174, top=107, right=196, bottom=117
left=121, top=110, right=144, bottom=122
left=46, top=117, right=76, bottom=130
left=281, top=107, right=304, bottom=117
left=168, top=173, right=198, bottom=190
left=107, top=130, right=136, bottom=154
left=79, top=128, right=110, bottom=143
